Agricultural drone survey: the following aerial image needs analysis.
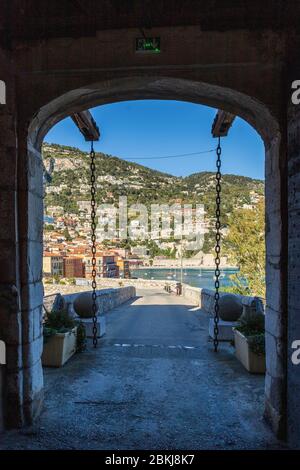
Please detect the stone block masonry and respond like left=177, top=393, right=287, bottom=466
left=0, top=0, right=298, bottom=446
left=181, top=284, right=260, bottom=313
left=60, top=286, right=136, bottom=317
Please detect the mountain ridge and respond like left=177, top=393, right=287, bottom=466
left=43, top=141, right=264, bottom=182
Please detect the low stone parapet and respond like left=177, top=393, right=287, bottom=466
left=182, top=283, right=263, bottom=315
left=44, top=285, right=136, bottom=317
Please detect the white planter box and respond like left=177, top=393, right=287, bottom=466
left=233, top=328, right=266, bottom=374
left=78, top=316, right=106, bottom=338
left=42, top=327, right=77, bottom=367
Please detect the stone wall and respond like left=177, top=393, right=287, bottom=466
left=181, top=284, right=203, bottom=306
left=45, top=278, right=176, bottom=295
left=0, top=52, right=26, bottom=429
left=151, top=256, right=231, bottom=268
left=287, top=99, right=300, bottom=448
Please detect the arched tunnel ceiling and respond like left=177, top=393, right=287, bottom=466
left=0, top=0, right=297, bottom=46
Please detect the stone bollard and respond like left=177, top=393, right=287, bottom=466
left=218, top=294, right=243, bottom=321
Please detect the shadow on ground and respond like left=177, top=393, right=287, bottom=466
left=0, top=289, right=286, bottom=450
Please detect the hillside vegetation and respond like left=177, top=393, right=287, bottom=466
left=43, top=143, right=264, bottom=254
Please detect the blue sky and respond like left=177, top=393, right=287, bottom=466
left=45, top=100, right=265, bottom=180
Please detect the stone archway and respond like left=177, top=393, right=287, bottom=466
left=15, top=76, right=285, bottom=439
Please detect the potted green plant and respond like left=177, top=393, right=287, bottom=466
left=42, top=309, right=86, bottom=367
left=233, top=304, right=266, bottom=374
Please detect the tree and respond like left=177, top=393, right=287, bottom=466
left=63, top=227, right=72, bottom=242
left=44, top=224, right=54, bottom=231
left=224, top=198, right=265, bottom=298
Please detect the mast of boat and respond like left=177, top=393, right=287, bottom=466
left=180, top=229, right=183, bottom=284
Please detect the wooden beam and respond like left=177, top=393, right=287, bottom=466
left=211, top=110, right=236, bottom=138
left=71, top=110, right=100, bottom=142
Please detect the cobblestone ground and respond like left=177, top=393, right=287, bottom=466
left=0, top=289, right=285, bottom=450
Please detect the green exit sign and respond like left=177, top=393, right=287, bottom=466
left=135, top=37, right=161, bottom=53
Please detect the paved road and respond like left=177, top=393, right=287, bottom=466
left=0, top=288, right=284, bottom=450
left=102, top=289, right=206, bottom=348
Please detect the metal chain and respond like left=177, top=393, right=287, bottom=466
left=90, top=141, right=98, bottom=348
left=214, top=137, right=222, bottom=352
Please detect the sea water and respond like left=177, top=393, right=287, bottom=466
left=131, top=267, right=238, bottom=289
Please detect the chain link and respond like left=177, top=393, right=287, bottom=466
left=214, top=137, right=222, bottom=352
left=90, top=141, right=98, bottom=348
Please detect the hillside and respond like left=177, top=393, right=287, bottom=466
left=42, top=142, right=264, bottom=254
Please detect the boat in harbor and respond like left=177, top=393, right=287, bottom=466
left=166, top=270, right=174, bottom=279
left=132, top=267, right=238, bottom=289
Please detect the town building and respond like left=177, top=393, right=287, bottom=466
left=84, top=253, right=119, bottom=278
left=117, top=259, right=131, bottom=278
left=63, top=257, right=85, bottom=278
left=43, top=254, right=64, bottom=277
